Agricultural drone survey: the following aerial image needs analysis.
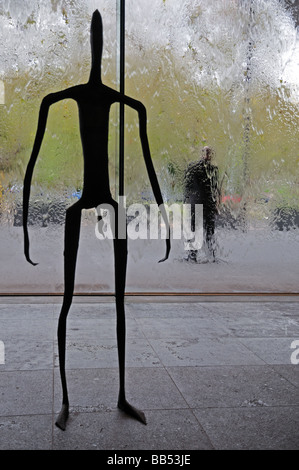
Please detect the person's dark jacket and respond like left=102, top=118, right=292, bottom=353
left=184, top=159, right=219, bottom=213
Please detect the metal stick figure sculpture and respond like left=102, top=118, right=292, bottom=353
left=23, top=10, right=170, bottom=431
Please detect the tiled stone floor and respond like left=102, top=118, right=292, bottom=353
left=0, top=295, right=298, bottom=450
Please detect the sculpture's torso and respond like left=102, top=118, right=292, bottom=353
left=72, top=83, right=117, bottom=208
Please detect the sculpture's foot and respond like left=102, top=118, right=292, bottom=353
left=118, top=397, right=147, bottom=425
left=55, top=404, right=69, bottom=431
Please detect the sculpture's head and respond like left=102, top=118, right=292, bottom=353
left=90, top=10, right=103, bottom=81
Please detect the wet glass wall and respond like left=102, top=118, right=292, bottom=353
left=0, top=0, right=298, bottom=293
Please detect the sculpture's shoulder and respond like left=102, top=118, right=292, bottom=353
left=73, top=83, right=120, bottom=105
left=43, top=84, right=85, bottom=104
left=97, top=84, right=121, bottom=104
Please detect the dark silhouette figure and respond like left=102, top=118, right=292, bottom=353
left=184, top=146, right=219, bottom=262
left=23, top=10, right=170, bottom=430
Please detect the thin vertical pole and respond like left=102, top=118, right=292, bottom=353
left=239, top=0, right=254, bottom=230
left=242, top=0, right=254, bottom=189
left=119, top=0, right=125, bottom=197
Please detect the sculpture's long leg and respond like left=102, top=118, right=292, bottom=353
left=113, top=204, right=146, bottom=424
left=55, top=201, right=82, bottom=430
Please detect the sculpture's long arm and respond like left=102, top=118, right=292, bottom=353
left=138, top=103, right=170, bottom=262
left=120, top=94, right=171, bottom=262
left=23, top=89, right=77, bottom=265
left=23, top=96, right=51, bottom=265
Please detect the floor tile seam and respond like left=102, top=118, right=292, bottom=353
left=65, top=405, right=192, bottom=413
left=162, top=369, right=195, bottom=412
left=268, top=364, right=299, bottom=390
left=59, top=365, right=161, bottom=371
left=2, top=404, right=299, bottom=421
left=190, top=404, right=299, bottom=410
left=0, top=412, right=53, bottom=419
left=164, top=362, right=299, bottom=376
left=224, top=335, right=299, bottom=339
left=237, top=336, right=299, bottom=365
left=0, top=367, right=56, bottom=373
left=133, top=326, right=196, bottom=415
left=234, top=337, right=273, bottom=366
left=54, top=365, right=164, bottom=373
left=127, top=324, right=172, bottom=370
left=238, top=334, right=299, bottom=339
left=143, top=334, right=290, bottom=368
left=50, top=401, right=299, bottom=414
left=2, top=311, right=298, bottom=319
left=0, top=363, right=284, bottom=374
left=165, top=363, right=285, bottom=370
left=55, top=363, right=288, bottom=372
left=188, top=408, right=216, bottom=449
left=4, top=332, right=298, bottom=342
